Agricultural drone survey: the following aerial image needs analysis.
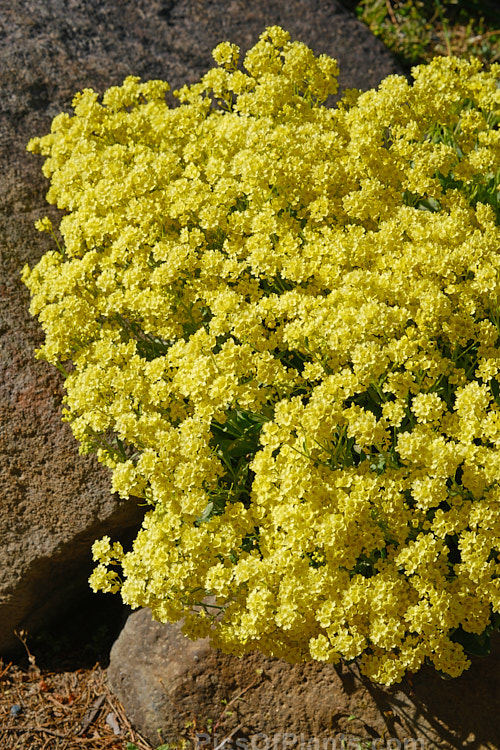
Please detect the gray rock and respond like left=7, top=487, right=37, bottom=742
left=108, top=608, right=500, bottom=749
left=0, top=0, right=404, bottom=651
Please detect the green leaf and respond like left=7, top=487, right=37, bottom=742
left=450, top=627, right=491, bottom=657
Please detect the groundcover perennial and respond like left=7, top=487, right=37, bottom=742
left=23, top=26, right=500, bottom=684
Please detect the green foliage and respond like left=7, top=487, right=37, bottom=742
left=356, top=0, right=500, bottom=68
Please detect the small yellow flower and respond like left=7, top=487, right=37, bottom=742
left=411, top=392, right=445, bottom=424
left=212, top=42, right=240, bottom=70
left=34, top=217, right=53, bottom=233
left=23, top=29, right=500, bottom=686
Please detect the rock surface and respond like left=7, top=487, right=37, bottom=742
left=0, top=0, right=404, bottom=653
left=109, top=608, right=500, bottom=750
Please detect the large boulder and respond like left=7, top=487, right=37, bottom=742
left=0, top=0, right=404, bottom=652
left=109, top=608, right=500, bottom=749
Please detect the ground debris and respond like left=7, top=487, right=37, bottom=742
left=0, top=658, right=155, bottom=750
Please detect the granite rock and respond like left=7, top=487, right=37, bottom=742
left=108, top=607, right=500, bottom=749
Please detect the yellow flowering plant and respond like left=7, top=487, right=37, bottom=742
left=23, top=26, right=500, bottom=685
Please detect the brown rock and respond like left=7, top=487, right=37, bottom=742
left=0, top=0, right=405, bottom=653
left=108, top=608, right=500, bottom=750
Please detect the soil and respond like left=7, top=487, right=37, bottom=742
left=0, top=593, right=145, bottom=749
left=0, top=660, right=140, bottom=750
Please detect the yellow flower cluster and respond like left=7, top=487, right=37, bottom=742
left=23, top=26, right=500, bottom=684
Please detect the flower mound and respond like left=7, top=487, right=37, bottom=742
left=23, top=27, right=500, bottom=684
